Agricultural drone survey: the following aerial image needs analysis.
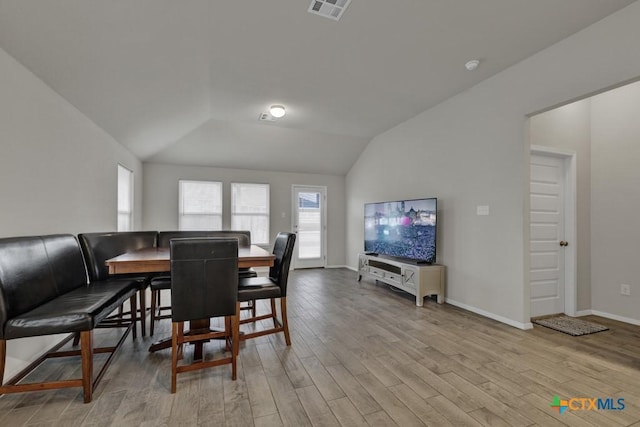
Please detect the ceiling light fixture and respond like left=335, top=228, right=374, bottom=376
left=269, top=104, right=286, bottom=118
left=465, top=60, right=480, bottom=71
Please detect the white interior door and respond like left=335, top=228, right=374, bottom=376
left=530, top=154, right=567, bottom=317
left=292, top=185, right=326, bottom=269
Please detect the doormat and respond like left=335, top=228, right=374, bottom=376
left=532, top=315, right=609, bottom=336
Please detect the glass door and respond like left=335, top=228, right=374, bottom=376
left=292, top=185, right=326, bottom=269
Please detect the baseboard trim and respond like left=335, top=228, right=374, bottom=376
left=344, top=265, right=357, bottom=272
left=326, top=265, right=350, bottom=269
left=446, top=298, right=533, bottom=330
left=573, top=309, right=593, bottom=317
left=589, top=310, right=640, bottom=326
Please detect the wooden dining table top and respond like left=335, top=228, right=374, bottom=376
left=106, top=245, right=275, bottom=274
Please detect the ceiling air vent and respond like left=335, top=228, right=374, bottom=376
left=308, top=0, right=352, bottom=21
left=259, top=112, right=276, bottom=122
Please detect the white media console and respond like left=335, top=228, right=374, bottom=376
left=357, top=253, right=445, bottom=306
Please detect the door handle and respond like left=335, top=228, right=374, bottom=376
left=559, top=240, right=568, bottom=247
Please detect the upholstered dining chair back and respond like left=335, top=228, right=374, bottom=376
left=159, top=230, right=251, bottom=248
left=268, top=232, right=296, bottom=296
left=170, top=238, right=238, bottom=322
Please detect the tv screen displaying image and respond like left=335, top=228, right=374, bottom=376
left=364, top=198, right=437, bottom=263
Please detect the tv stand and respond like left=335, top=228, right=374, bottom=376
left=357, top=253, right=445, bottom=306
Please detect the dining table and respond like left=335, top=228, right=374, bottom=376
left=105, top=245, right=275, bottom=357
left=106, top=245, right=275, bottom=275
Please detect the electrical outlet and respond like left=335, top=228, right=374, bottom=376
left=621, top=284, right=631, bottom=296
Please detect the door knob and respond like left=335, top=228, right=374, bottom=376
left=559, top=240, right=568, bottom=247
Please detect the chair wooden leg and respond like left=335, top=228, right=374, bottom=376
left=0, top=339, right=6, bottom=385
left=72, top=332, right=81, bottom=346
left=281, top=297, right=291, bottom=346
left=171, top=322, right=179, bottom=394
left=80, top=330, right=93, bottom=403
left=139, top=288, right=147, bottom=337
left=251, top=300, right=256, bottom=318
left=178, top=322, right=185, bottom=360
left=270, top=298, right=277, bottom=327
left=224, top=316, right=232, bottom=351
left=150, top=289, right=157, bottom=336
left=232, top=304, right=240, bottom=380
left=130, top=295, right=137, bottom=339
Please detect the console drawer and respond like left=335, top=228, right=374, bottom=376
left=369, top=267, right=385, bottom=278
left=385, top=272, right=401, bottom=283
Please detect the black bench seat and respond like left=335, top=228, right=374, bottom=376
left=4, top=279, right=135, bottom=339
left=0, top=234, right=138, bottom=403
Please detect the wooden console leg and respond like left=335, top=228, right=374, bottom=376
left=0, top=339, right=6, bottom=385
left=80, top=331, right=93, bottom=403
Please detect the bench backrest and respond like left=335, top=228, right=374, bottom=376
left=78, top=231, right=158, bottom=281
left=0, top=235, right=87, bottom=335
left=158, top=230, right=252, bottom=248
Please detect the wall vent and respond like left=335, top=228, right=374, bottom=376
left=308, top=0, right=352, bottom=21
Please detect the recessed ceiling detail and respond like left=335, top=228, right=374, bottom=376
left=0, top=1, right=635, bottom=175
left=308, top=0, right=352, bottom=21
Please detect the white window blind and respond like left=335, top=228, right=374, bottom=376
left=179, top=180, right=223, bottom=230
left=231, top=183, right=270, bottom=244
left=117, top=165, right=133, bottom=231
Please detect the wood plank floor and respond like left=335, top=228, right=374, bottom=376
left=2, top=268, right=640, bottom=426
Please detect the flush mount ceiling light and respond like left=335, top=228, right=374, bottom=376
left=308, top=0, right=352, bottom=21
left=269, top=104, right=286, bottom=118
left=465, top=59, right=480, bottom=71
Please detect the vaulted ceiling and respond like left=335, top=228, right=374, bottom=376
left=0, top=0, right=636, bottom=174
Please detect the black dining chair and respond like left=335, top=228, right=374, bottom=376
left=170, top=238, right=239, bottom=393
left=78, top=231, right=158, bottom=338
left=237, top=232, right=296, bottom=346
left=149, top=230, right=257, bottom=336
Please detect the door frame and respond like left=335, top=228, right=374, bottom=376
left=291, top=185, right=327, bottom=269
left=530, top=145, right=577, bottom=317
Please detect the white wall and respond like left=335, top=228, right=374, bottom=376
left=528, top=81, right=640, bottom=324
left=591, top=81, right=640, bottom=322
left=143, top=163, right=346, bottom=266
left=529, top=100, right=592, bottom=311
left=0, top=47, right=142, bottom=379
left=346, top=1, right=640, bottom=328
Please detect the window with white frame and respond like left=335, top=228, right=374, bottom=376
left=231, top=183, right=270, bottom=244
left=179, top=180, right=223, bottom=230
left=117, top=165, right=133, bottom=231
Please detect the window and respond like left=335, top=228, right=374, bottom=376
left=179, top=180, right=223, bottom=230
left=231, top=183, right=270, bottom=244
left=117, top=165, right=133, bottom=231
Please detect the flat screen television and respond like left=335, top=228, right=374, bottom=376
left=364, top=198, right=437, bottom=264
